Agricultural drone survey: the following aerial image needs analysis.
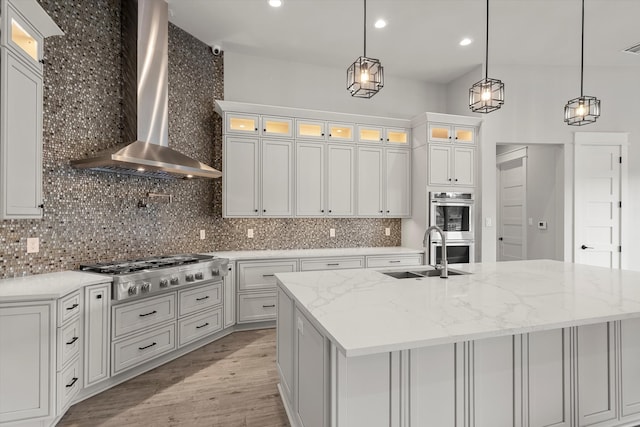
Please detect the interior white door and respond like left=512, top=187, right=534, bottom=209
left=498, top=158, right=526, bottom=261
left=574, top=145, right=621, bottom=268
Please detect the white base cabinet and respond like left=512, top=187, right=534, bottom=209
left=277, top=304, right=640, bottom=427
left=84, top=283, right=110, bottom=388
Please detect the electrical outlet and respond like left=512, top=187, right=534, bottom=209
left=26, top=237, right=39, bottom=254
left=200, top=229, right=206, bottom=240
left=485, top=217, right=492, bottom=227
left=330, top=228, right=336, bottom=238
left=247, top=228, right=254, bottom=238
left=385, top=227, right=391, bottom=236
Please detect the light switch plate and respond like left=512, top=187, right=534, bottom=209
left=330, top=228, right=336, bottom=238
left=247, top=228, right=254, bottom=238
left=485, top=217, right=492, bottom=227
left=200, top=229, right=206, bottom=240
left=26, top=237, right=39, bottom=253
left=385, top=227, right=391, bottom=236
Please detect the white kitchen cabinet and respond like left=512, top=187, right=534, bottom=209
left=296, top=142, right=325, bottom=217
left=620, top=318, right=640, bottom=420
left=295, top=308, right=328, bottom=427
left=0, top=302, right=53, bottom=424
left=296, top=119, right=326, bottom=141
left=300, top=257, right=364, bottom=271
left=576, top=322, right=618, bottom=427
left=327, top=144, right=355, bottom=216
left=357, top=146, right=384, bottom=217
left=470, top=335, right=520, bottom=427
left=277, top=287, right=295, bottom=405
left=112, top=323, right=176, bottom=375
left=429, top=145, right=475, bottom=187
left=429, top=123, right=475, bottom=144
left=410, top=344, right=464, bottom=427
left=525, top=328, right=571, bottom=427
left=385, top=148, right=411, bottom=217
left=261, top=116, right=293, bottom=138
left=327, top=122, right=354, bottom=142
left=84, top=282, right=111, bottom=388
left=385, top=127, right=410, bottom=145
left=223, top=263, right=236, bottom=328
left=223, top=137, right=259, bottom=217
left=0, top=1, right=62, bottom=219
left=225, top=112, right=259, bottom=135
left=357, top=125, right=384, bottom=143
left=178, top=307, right=223, bottom=347
left=261, top=139, right=293, bottom=216
left=238, top=292, right=277, bottom=323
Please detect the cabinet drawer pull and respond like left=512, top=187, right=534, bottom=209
left=262, top=274, right=275, bottom=277
left=66, top=303, right=79, bottom=311
left=66, top=377, right=78, bottom=388
left=66, top=336, right=79, bottom=345
left=139, top=310, right=157, bottom=317
left=262, top=304, right=276, bottom=308
left=138, top=342, right=157, bottom=350
left=327, top=263, right=340, bottom=266
left=196, top=322, right=210, bottom=329
left=196, top=296, right=210, bottom=301
left=389, top=260, right=401, bottom=263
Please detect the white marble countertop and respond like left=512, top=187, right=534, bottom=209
left=207, top=246, right=423, bottom=261
left=276, top=260, right=640, bottom=357
left=0, top=271, right=111, bottom=302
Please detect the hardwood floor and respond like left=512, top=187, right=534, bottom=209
left=59, top=329, right=290, bottom=427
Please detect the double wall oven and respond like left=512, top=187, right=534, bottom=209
left=429, top=192, right=475, bottom=265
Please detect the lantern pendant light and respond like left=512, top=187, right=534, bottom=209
left=564, top=0, right=600, bottom=126
left=469, top=0, right=504, bottom=113
left=347, top=0, right=384, bottom=98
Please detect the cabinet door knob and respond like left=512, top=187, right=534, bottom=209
left=329, top=134, right=332, bottom=137
left=455, top=178, right=458, bottom=182
left=97, top=294, right=102, bottom=299
left=329, top=210, right=332, bottom=213
left=254, top=209, right=258, bottom=212
left=379, top=210, right=383, bottom=213
left=263, top=129, right=266, bottom=132
left=380, top=138, right=383, bottom=141
left=254, top=128, right=258, bottom=131
left=387, top=210, right=390, bottom=213
left=321, top=209, right=324, bottom=213
left=321, top=133, right=325, bottom=136
left=455, top=137, right=458, bottom=140
left=448, top=178, right=452, bottom=181
left=387, top=138, right=390, bottom=141
left=263, top=209, right=266, bottom=212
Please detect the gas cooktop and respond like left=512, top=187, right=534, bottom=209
left=80, top=254, right=215, bottom=275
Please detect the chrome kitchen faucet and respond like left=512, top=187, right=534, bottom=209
left=423, top=225, right=448, bottom=278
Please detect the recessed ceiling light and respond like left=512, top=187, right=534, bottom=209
left=374, top=19, right=387, bottom=29
left=459, top=38, right=473, bottom=46
left=268, top=0, right=282, bottom=7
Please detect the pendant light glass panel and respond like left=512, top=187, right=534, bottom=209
left=347, top=56, right=384, bottom=98
left=564, top=95, right=600, bottom=125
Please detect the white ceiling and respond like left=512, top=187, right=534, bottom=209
left=167, top=0, right=640, bottom=84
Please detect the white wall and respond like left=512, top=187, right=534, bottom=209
left=447, top=64, right=640, bottom=269
left=224, top=51, right=447, bottom=119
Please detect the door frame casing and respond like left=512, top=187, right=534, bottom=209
left=573, top=132, right=628, bottom=269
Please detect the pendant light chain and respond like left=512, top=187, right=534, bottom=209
left=363, top=0, right=367, bottom=58
left=346, top=0, right=384, bottom=98
left=580, top=0, right=584, bottom=96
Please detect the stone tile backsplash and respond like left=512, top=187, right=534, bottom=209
left=0, top=0, right=400, bottom=279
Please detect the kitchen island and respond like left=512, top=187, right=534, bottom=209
left=275, top=260, right=640, bottom=427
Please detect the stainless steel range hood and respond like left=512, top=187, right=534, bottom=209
left=71, top=0, right=221, bottom=179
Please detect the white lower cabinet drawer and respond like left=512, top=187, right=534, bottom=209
left=58, top=291, right=81, bottom=326
left=112, top=293, right=176, bottom=339
left=112, top=324, right=176, bottom=375
left=238, top=260, right=298, bottom=292
left=365, top=254, right=423, bottom=268
left=57, top=318, right=81, bottom=371
left=300, top=257, right=364, bottom=271
left=238, top=292, right=277, bottom=323
left=178, top=282, right=222, bottom=317
left=178, top=307, right=223, bottom=347
left=57, top=357, right=81, bottom=414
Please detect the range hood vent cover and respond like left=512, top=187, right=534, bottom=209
left=70, top=0, right=221, bottom=180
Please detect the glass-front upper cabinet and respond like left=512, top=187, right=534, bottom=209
left=225, top=113, right=259, bottom=135
left=6, top=6, right=44, bottom=72
left=385, top=128, right=409, bottom=145
left=454, top=126, right=475, bottom=144
left=261, top=116, right=293, bottom=138
left=327, top=123, right=354, bottom=142
left=428, top=124, right=452, bottom=143
left=357, top=125, right=383, bottom=143
left=296, top=119, right=326, bottom=141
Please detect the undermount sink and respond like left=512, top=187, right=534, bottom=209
left=382, top=268, right=471, bottom=279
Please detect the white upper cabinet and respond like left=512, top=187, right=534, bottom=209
left=225, top=113, right=259, bottom=135
left=296, top=119, right=326, bottom=141
left=296, top=143, right=325, bottom=217
left=261, top=116, right=293, bottom=138
left=357, top=125, right=384, bottom=144
left=223, top=137, right=260, bottom=217
left=452, top=147, right=475, bottom=186
left=385, top=127, right=410, bottom=145
left=385, top=148, right=411, bottom=217
left=429, top=145, right=452, bottom=186
left=326, top=144, right=355, bottom=216
left=357, top=146, right=384, bottom=216
left=327, top=123, right=354, bottom=142
left=261, top=139, right=293, bottom=216
left=0, top=0, right=62, bottom=219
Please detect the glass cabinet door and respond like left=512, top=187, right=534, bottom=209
left=6, top=6, right=44, bottom=71
left=296, top=119, right=326, bottom=140
left=357, top=126, right=383, bottom=143
left=262, top=116, right=293, bottom=138
left=428, top=124, right=452, bottom=143
left=454, top=126, right=475, bottom=144
left=327, top=123, right=354, bottom=142
left=226, top=113, right=259, bottom=135
left=385, top=128, right=409, bottom=145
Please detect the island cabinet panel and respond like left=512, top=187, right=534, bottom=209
left=470, top=335, right=521, bottom=427
left=620, top=318, right=640, bottom=419
left=576, top=322, right=618, bottom=427
left=295, top=308, right=329, bottom=427
left=525, top=329, right=571, bottom=427
left=277, top=288, right=294, bottom=406
left=409, top=344, right=464, bottom=427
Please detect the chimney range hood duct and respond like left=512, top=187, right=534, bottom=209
left=70, top=0, right=221, bottom=179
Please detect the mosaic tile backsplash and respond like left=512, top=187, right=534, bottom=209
left=0, top=0, right=401, bottom=279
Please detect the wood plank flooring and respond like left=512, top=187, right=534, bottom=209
left=58, top=329, right=290, bottom=427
